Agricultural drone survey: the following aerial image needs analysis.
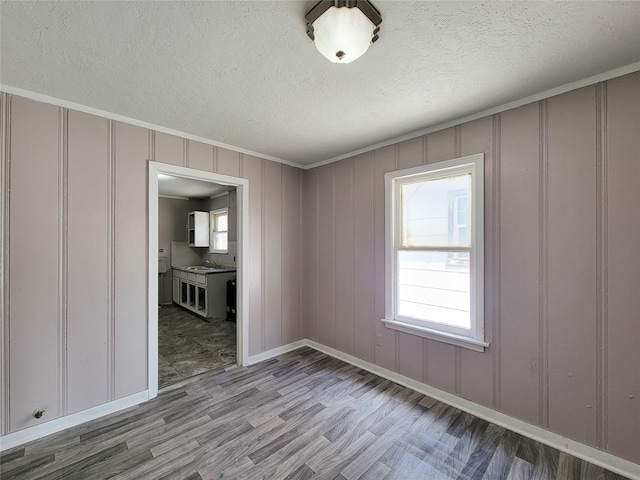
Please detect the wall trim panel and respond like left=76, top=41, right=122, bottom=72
left=261, top=159, right=266, bottom=352
left=107, top=120, right=116, bottom=401
left=492, top=113, right=502, bottom=409
left=595, top=82, right=609, bottom=450
left=539, top=99, right=549, bottom=428
left=57, top=107, right=68, bottom=417
left=0, top=93, right=10, bottom=436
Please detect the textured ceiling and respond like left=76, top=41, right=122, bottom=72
left=158, top=174, right=234, bottom=199
left=1, top=1, right=639, bottom=166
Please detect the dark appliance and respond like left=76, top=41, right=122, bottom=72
left=226, top=279, right=236, bottom=321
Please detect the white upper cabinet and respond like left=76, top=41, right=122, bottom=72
left=187, top=211, right=209, bottom=247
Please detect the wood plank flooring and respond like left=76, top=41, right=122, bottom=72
left=158, top=305, right=236, bottom=388
left=0, top=347, right=631, bottom=479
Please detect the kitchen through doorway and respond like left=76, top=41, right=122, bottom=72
left=148, top=162, right=249, bottom=397
left=159, top=178, right=238, bottom=387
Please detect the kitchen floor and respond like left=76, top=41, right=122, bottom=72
left=158, top=304, right=236, bottom=388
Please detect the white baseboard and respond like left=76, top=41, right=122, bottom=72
left=2, top=340, right=639, bottom=480
left=0, top=391, right=149, bottom=452
left=304, top=340, right=640, bottom=480
left=246, top=340, right=307, bottom=366
left=0, top=339, right=307, bottom=451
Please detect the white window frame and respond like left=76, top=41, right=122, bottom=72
left=383, top=153, right=488, bottom=352
left=209, top=207, right=229, bottom=254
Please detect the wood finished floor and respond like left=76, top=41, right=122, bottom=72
left=158, top=305, right=237, bottom=388
left=0, top=347, right=630, bottom=480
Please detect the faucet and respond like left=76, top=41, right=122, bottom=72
left=204, top=259, right=222, bottom=269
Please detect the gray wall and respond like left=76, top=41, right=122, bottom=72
left=301, top=72, right=640, bottom=463
left=157, top=196, right=203, bottom=304
left=0, top=93, right=303, bottom=435
left=1, top=72, right=638, bottom=466
left=202, top=190, right=238, bottom=268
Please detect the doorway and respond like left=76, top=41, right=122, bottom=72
left=148, top=162, right=249, bottom=399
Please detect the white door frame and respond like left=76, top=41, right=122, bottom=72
left=148, top=161, right=249, bottom=399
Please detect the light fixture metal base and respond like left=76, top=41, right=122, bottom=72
left=305, top=0, right=382, bottom=43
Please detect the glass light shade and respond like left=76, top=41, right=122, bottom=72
left=312, top=6, right=375, bottom=64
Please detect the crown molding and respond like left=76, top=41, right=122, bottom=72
left=0, top=85, right=306, bottom=170
left=305, top=61, right=640, bottom=170
left=3, top=59, right=639, bottom=172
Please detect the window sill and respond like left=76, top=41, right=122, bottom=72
left=381, top=318, right=489, bottom=352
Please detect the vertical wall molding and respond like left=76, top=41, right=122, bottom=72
left=58, top=107, right=69, bottom=416
left=492, top=114, right=502, bottom=409
left=280, top=165, right=285, bottom=345
left=421, top=136, right=428, bottom=383
left=107, top=120, right=116, bottom=401
left=350, top=159, right=356, bottom=355
left=454, top=347, right=462, bottom=395
left=213, top=146, right=218, bottom=173
left=331, top=164, right=337, bottom=349
left=315, top=167, right=320, bottom=342
left=145, top=147, right=151, bottom=393
left=595, top=81, right=609, bottom=449
left=148, top=130, right=155, bottom=161
left=454, top=125, right=462, bottom=158
left=1, top=93, right=11, bottom=435
left=183, top=138, right=188, bottom=168
left=453, top=126, right=462, bottom=395
left=539, top=100, right=549, bottom=428
left=393, top=145, right=399, bottom=373
left=261, top=159, right=266, bottom=351
left=299, top=167, right=304, bottom=343
left=421, top=136, right=427, bottom=165
left=370, top=150, right=377, bottom=363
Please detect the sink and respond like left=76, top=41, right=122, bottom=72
left=183, top=266, right=231, bottom=273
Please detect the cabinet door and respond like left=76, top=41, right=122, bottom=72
left=172, top=277, right=180, bottom=303
left=188, top=283, right=196, bottom=308
left=188, top=211, right=210, bottom=247
left=197, top=286, right=207, bottom=315
left=180, top=280, right=189, bottom=305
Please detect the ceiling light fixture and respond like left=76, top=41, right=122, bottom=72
left=305, top=0, right=382, bottom=64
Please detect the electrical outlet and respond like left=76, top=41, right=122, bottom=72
left=376, top=334, right=382, bottom=346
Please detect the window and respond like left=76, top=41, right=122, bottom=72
left=383, top=153, right=488, bottom=352
left=209, top=208, right=228, bottom=254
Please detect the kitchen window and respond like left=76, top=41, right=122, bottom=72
left=383, top=153, right=488, bottom=352
left=209, top=208, right=228, bottom=254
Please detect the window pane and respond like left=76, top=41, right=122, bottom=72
left=214, top=232, right=228, bottom=251
left=401, top=174, right=471, bottom=247
left=397, top=250, right=470, bottom=329
left=215, top=213, right=228, bottom=232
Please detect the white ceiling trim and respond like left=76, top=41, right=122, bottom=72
left=306, top=61, right=640, bottom=170
left=0, top=84, right=306, bottom=170
left=158, top=195, right=189, bottom=201
left=3, top=59, right=639, bottom=171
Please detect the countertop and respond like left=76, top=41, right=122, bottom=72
left=172, top=266, right=236, bottom=275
